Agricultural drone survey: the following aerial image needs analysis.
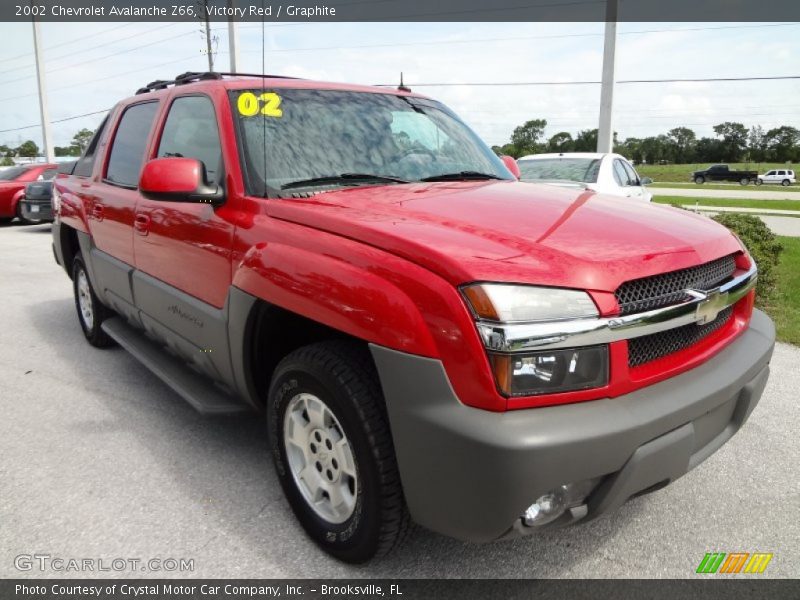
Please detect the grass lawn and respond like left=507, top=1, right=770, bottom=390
left=653, top=196, right=800, bottom=213
left=649, top=182, right=800, bottom=193
left=637, top=162, right=794, bottom=183
left=769, top=236, right=800, bottom=345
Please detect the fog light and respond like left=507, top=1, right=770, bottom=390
left=522, top=478, right=602, bottom=527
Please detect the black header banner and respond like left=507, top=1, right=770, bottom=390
left=3, top=0, right=800, bottom=22
left=2, top=579, right=800, bottom=600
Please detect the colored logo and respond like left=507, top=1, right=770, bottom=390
left=696, top=552, right=773, bottom=574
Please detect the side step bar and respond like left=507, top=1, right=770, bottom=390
left=101, top=317, right=250, bottom=415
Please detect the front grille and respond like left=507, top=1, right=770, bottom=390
left=615, top=254, right=737, bottom=316
left=628, top=306, right=733, bottom=367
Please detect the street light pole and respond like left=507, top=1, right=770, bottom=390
left=597, top=0, right=618, bottom=154
left=32, top=18, right=54, bottom=163
left=227, top=0, right=241, bottom=72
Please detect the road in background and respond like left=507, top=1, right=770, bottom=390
left=1, top=223, right=798, bottom=579
left=651, top=187, right=800, bottom=200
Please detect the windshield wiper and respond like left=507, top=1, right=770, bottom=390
left=420, top=171, right=504, bottom=182
left=281, top=173, right=409, bottom=190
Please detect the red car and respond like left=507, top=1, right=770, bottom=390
left=52, top=72, right=774, bottom=563
left=0, top=162, right=58, bottom=224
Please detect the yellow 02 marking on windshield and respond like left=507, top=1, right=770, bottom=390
left=237, top=92, right=283, bottom=118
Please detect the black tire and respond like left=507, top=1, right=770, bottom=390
left=268, top=341, right=409, bottom=563
left=72, top=254, right=115, bottom=348
left=755, top=178, right=763, bottom=186
left=0, top=217, right=13, bottom=225
left=694, top=176, right=705, bottom=184
left=15, top=201, right=42, bottom=225
left=739, top=177, right=750, bottom=186
left=782, top=179, right=791, bottom=187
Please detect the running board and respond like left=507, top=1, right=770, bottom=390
left=101, top=317, right=250, bottom=415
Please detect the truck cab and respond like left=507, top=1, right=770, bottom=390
left=52, top=72, right=774, bottom=563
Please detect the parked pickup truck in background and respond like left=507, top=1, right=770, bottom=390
left=52, top=72, right=775, bottom=563
left=692, top=164, right=758, bottom=185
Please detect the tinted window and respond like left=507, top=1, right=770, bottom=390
left=40, top=169, right=57, bottom=180
left=74, top=115, right=109, bottom=178
left=778, top=171, right=786, bottom=176
left=157, top=96, right=222, bottom=186
left=105, top=103, right=158, bottom=187
left=0, top=166, right=29, bottom=180
left=621, top=160, right=639, bottom=185
left=612, top=160, right=628, bottom=186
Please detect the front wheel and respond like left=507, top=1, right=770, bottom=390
left=268, top=341, right=409, bottom=563
left=783, top=179, right=791, bottom=187
left=755, top=178, right=763, bottom=186
left=694, top=176, right=705, bottom=184
left=72, top=254, right=115, bottom=348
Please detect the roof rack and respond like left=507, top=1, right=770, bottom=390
left=135, top=71, right=302, bottom=95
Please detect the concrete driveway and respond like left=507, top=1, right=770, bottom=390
left=653, top=187, right=800, bottom=200
left=0, top=223, right=798, bottom=579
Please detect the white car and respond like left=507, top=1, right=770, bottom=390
left=516, top=152, right=653, bottom=202
left=757, top=169, right=795, bottom=187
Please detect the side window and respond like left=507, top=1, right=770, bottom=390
left=766, top=171, right=775, bottom=176
left=105, top=102, right=159, bottom=187
left=157, top=96, right=223, bottom=186
left=612, top=160, right=628, bottom=186
left=74, top=115, right=109, bottom=178
left=621, top=160, right=639, bottom=185
left=778, top=170, right=786, bottom=176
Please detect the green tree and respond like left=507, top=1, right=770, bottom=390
left=712, top=122, right=748, bottom=162
left=748, top=125, right=769, bottom=163
left=572, top=128, right=598, bottom=152
left=510, top=119, right=547, bottom=155
left=71, top=128, right=95, bottom=152
left=16, top=140, right=39, bottom=158
left=0, top=156, right=13, bottom=166
left=546, top=131, right=574, bottom=153
left=666, top=127, right=696, bottom=163
left=695, top=137, right=725, bottom=163
left=765, top=126, right=800, bottom=162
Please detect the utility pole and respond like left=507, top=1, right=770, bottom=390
left=227, top=0, right=241, bottom=72
left=32, top=18, right=54, bottom=162
left=597, top=0, right=618, bottom=154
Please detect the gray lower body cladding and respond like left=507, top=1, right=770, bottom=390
left=370, top=309, right=775, bottom=542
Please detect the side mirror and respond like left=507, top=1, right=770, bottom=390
left=139, top=157, right=223, bottom=205
left=501, top=155, right=521, bottom=180
left=640, top=177, right=653, bottom=185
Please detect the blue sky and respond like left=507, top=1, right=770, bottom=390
left=1, top=21, right=798, bottom=149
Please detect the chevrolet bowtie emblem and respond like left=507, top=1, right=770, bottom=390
left=688, top=288, right=728, bottom=325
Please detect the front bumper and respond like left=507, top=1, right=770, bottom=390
left=370, top=309, right=775, bottom=542
left=19, top=198, right=53, bottom=222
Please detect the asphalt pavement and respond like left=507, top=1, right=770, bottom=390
left=0, top=223, right=798, bottom=579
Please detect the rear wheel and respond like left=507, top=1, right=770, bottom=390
left=268, top=341, right=409, bottom=563
left=72, top=254, right=115, bottom=348
left=694, top=176, right=705, bottom=184
left=783, top=179, right=791, bottom=187
left=739, top=177, right=750, bottom=186
left=15, top=201, right=42, bottom=225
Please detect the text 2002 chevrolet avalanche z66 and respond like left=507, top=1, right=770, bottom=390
left=52, top=72, right=775, bottom=563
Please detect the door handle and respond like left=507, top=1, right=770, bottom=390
left=134, top=213, right=150, bottom=236
left=91, top=203, right=104, bottom=221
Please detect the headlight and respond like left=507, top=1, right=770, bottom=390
left=489, top=347, right=608, bottom=396
left=462, top=284, right=598, bottom=322
left=462, top=284, right=608, bottom=396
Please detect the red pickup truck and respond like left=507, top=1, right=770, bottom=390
left=52, top=72, right=775, bottom=563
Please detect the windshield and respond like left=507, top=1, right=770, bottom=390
left=0, top=166, right=29, bottom=181
left=518, top=158, right=601, bottom=184
left=231, top=88, right=510, bottom=196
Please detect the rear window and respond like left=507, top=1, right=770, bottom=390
left=105, top=102, right=159, bottom=187
left=518, top=158, right=601, bottom=183
left=0, top=166, right=29, bottom=181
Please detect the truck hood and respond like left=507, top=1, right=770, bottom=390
left=266, top=180, right=742, bottom=292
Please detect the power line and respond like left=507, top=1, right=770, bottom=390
left=0, top=109, right=109, bottom=135
left=377, top=75, right=800, bottom=87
